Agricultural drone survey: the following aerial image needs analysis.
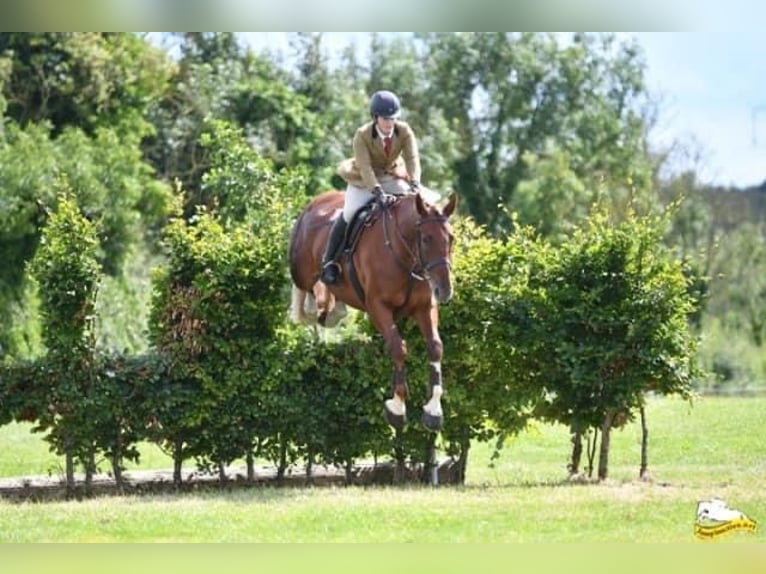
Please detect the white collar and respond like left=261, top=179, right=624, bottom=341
left=376, top=125, right=395, bottom=140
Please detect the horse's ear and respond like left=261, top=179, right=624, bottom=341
left=442, top=193, right=458, bottom=218
left=415, top=191, right=428, bottom=216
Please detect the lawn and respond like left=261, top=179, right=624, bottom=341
left=0, top=395, right=763, bottom=543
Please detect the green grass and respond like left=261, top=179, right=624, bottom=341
left=0, top=395, right=763, bottom=542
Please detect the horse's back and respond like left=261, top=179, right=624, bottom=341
left=289, top=190, right=344, bottom=290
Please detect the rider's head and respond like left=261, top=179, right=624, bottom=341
left=369, top=90, right=401, bottom=120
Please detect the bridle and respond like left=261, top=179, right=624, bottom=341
left=414, top=215, right=453, bottom=282
left=381, top=200, right=452, bottom=284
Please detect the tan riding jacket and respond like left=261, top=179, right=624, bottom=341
left=336, top=120, right=421, bottom=190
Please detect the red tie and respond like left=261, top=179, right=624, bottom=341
left=383, top=136, right=392, bottom=155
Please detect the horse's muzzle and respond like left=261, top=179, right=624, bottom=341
left=424, top=259, right=453, bottom=304
left=431, top=281, right=453, bottom=304
left=436, top=288, right=453, bottom=304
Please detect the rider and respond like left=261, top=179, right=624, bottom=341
left=320, top=89, right=422, bottom=285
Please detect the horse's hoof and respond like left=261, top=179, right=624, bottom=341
left=421, top=412, right=443, bottom=432
left=384, top=408, right=406, bottom=430
left=317, top=311, right=328, bottom=327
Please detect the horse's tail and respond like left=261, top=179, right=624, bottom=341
left=287, top=207, right=308, bottom=286
left=288, top=206, right=317, bottom=325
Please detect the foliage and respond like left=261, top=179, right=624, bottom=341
left=0, top=33, right=171, bottom=137
left=143, top=33, right=325, bottom=210
left=147, top=121, right=308, bottom=473
left=421, top=32, right=655, bottom=233
left=696, top=318, right=765, bottom=393
left=198, top=119, right=310, bottom=226
left=436, top=218, right=539, bottom=467
left=26, top=193, right=102, bottom=477
left=0, top=117, right=172, bottom=360
left=707, top=222, right=766, bottom=348
left=494, top=207, right=702, bottom=476
left=0, top=32, right=741, bottom=484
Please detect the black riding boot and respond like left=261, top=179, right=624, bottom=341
left=320, top=216, right=348, bottom=284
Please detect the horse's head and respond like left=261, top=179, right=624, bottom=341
left=414, top=192, right=457, bottom=304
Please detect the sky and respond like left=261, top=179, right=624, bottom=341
left=634, top=33, right=766, bottom=189
left=242, top=32, right=766, bottom=190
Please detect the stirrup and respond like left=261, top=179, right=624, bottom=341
left=321, top=262, right=341, bottom=284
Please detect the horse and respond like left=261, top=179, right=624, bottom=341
left=288, top=190, right=457, bottom=431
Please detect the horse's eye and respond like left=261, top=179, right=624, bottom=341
left=422, top=235, right=432, bottom=246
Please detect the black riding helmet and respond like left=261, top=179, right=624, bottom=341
left=370, top=90, right=401, bottom=119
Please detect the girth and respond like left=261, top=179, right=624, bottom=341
left=339, top=195, right=398, bottom=306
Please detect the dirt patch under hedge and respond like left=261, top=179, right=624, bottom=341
left=0, top=459, right=463, bottom=502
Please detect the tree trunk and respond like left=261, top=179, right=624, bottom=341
left=393, top=427, right=406, bottom=485
left=305, top=447, right=315, bottom=486
left=344, top=460, right=353, bottom=486
left=112, top=428, right=124, bottom=489
left=277, top=439, right=287, bottom=485
left=65, top=434, right=75, bottom=499
left=639, top=405, right=649, bottom=479
left=246, top=450, right=255, bottom=483
left=598, top=412, right=614, bottom=480
left=173, top=437, right=183, bottom=486
left=455, top=436, right=470, bottom=485
left=84, top=449, right=96, bottom=496
left=587, top=427, right=598, bottom=478
left=569, top=426, right=583, bottom=475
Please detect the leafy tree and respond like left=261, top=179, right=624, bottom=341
left=421, top=33, right=655, bottom=234
left=147, top=120, right=307, bottom=479
left=496, top=208, right=700, bottom=478
left=27, top=193, right=102, bottom=493
left=145, top=32, right=323, bottom=210
left=708, top=222, right=766, bottom=348
left=0, top=34, right=174, bottom=359
left=0, top=120, right=172, bottom=359
left=435, top=217, right=539, bottom=479
left=0, top=33, right=171, bottom=137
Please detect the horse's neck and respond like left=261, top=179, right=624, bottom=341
left=389, top=197, right=418, bottom=244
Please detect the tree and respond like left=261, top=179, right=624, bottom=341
left=0, top=33, right=171, bottom=137
left=0, top=33, right=173, bottom=360
left=496, top=208, right=700, bottom=479
left=27, top=193, right=102, bottom=495
left=421, top=33, right=656, bottom=235
left=147, top=120, right=307, bottom=480
left=0, top=120, right=172, bottom=359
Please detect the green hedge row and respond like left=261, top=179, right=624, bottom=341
left=0, top=123, right=702, bottom=488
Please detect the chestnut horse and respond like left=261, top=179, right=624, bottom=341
left=288, top=191, right=457, bottom=431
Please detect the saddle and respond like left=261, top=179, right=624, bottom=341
left=336, top=193, right=399, bottom=303
left=344, top=195, right=388, bottom=248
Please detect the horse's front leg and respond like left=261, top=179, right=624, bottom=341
left=414, top=305, right=444, bottom=432
left=368, top=302, right=408, bottom=430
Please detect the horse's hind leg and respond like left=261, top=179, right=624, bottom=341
left=290, top=284, right=309, bottom=324
left=414, top=306, right=444, bottom=432
left=313, top=282, right=335, bottom=327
